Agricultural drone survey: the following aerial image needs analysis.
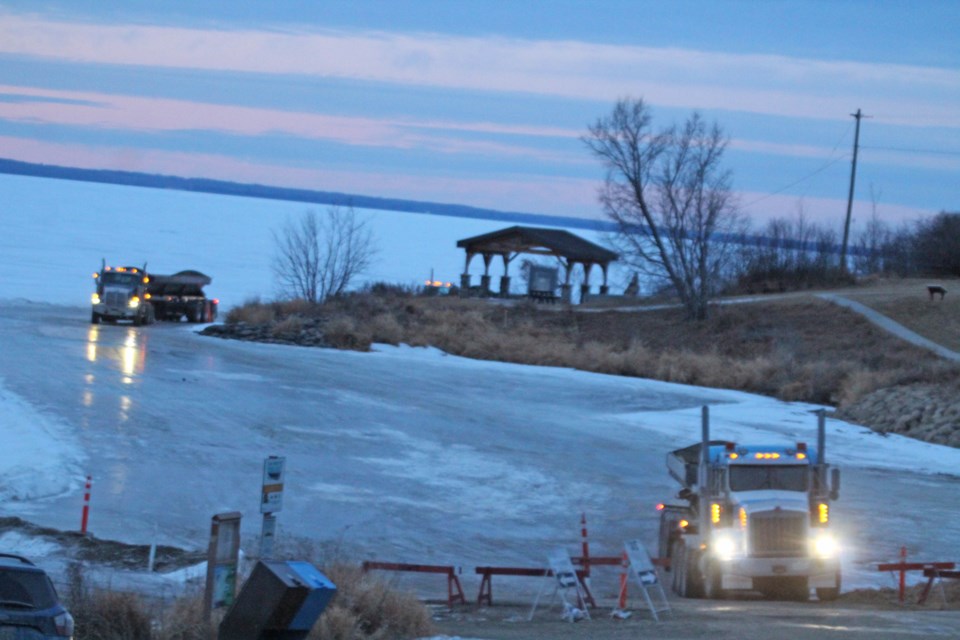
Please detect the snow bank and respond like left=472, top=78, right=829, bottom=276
left=0, top=377, right=86, bottom=502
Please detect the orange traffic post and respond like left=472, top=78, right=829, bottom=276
left=80, top=475, right=92, bottom=534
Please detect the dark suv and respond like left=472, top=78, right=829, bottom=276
left=0, top=554, right=73, bottom=639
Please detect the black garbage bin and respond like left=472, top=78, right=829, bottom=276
left=219, top=560, right=336, bottom=640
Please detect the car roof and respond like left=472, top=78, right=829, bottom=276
left=0, top=553, right=42, bottom=571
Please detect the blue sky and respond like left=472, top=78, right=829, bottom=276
left=0, top=0, right=957, bottom=231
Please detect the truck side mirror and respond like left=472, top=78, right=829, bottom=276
left=830, top=468, right=840, bottom=501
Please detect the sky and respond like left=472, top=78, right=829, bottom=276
left=0, top=1, right=958, bottom=233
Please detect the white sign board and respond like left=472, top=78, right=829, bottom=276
left=547, top=547, right=580, bottom=589
left=624, top=539, right=658, bottom=586
left=261, top=456, right=285, bottom=514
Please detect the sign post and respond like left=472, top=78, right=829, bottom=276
left=260, top=456, right=285, bottom=559
left=203, top=511, right=242, bottom=622
left=622, top=539, right=671, bottom=622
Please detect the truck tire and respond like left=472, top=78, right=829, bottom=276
left=91, top=312, right=101, bottom=324
left=145, top=303, right=156, bottom=325
left=704, top=559, right=725, bottom=600
left=191, top=303, right=203, bottom=323
left=672, top=541, right=704, bottom=598
left=816, top=570, right=841, bottom=602
left=684, top=547, right=705, bottom=598
left=671, top=542, right=684, bottom=595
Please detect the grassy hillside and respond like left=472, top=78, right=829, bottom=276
left=214, top=281, right=959, bottom=411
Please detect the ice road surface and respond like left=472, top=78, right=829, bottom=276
left=1, top=174, right=959, bottom=602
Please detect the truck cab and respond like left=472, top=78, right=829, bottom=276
left=659, top=409, right=841, bottom=601
left=91, top=264, right=153, bottom=325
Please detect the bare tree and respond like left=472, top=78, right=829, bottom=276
left=272, top=206, right=377, bottom=302
left=583, top=98, right=744, bottom=320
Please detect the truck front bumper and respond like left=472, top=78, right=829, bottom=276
left=720, top=556, right=840, bottom=590
left=93, top=303, right=137, bottom=320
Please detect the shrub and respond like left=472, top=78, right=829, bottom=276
left=72, top=590, right=152, bottom=640
left=270, top=315, right=306, bottom=339
left=311, top=564, right=433, bottom=640
left=323, top=316, right=373, bottom=351
left=226, top=299, right=276, bottom=325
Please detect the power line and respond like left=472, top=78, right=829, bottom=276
left=741, top=120, right=854, bottom=209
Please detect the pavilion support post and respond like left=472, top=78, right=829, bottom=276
left=460, top=252, right=476, bottom=298
left=480, top=275, right=492, bottom=294
left=560, top=260, right=574, bottom=304
left=580, top=263, right=594, bottom=304
left=499, top=276, right=511, bottom=297
left=480, top=253, right=494, bottom=295
left=599, top=263, right=610, bottom=295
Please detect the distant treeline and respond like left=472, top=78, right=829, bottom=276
left=0, top=157, right=612, bottom=232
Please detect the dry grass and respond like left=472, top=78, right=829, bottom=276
left=221, top=286, right=960, bottom=408
left=836, top=277, right=960, bottom=352
left=312, top=564, right=434, bottom=640
left=65, top=561, right=432, bottom=640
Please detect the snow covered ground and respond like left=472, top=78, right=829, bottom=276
left=1, top=174, right=959, bottom=610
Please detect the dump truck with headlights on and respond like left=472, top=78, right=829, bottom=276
left=657, top=407, right=841, bottom=601
left=91, top=261, right=218, bottom=325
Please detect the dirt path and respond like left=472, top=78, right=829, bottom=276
left=817, top=293, right=960, bottom=362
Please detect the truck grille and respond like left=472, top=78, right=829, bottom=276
left=748, top=510, right=807, bottom=557
left=104, top=291, right=128, bottom=308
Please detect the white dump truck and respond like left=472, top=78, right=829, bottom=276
left=91, top=261, right=218, bottom=325
left=658, top=407, right=842, bottom=601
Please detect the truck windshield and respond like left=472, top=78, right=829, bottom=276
left=729, top=465, right=808, bottom=491
left=101, top=272, right=139, bottom=286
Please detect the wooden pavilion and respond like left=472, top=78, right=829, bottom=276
left=456, top=226, right=618, bottom=303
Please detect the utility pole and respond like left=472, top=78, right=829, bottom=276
left=840, top=108, right=865, bottom=274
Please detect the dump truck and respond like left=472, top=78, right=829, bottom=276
left=91, top=261, right=218, bottom=325
left=657, top=406, right=841, bottom=601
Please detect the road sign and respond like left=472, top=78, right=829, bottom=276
left=261, top=456, right=285, bottom=514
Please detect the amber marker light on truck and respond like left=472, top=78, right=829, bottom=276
left=818, top=503, right=829, bottom=524
left=710, top=502, right=721, bottom=524
left=739, top=507, right=747, bottom=529
left=91, top=293, right=100, bottom=304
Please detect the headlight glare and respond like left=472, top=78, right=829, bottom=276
left=713, top=533, right=738, bottom=561
left=813, top=533, right=838, bottom=559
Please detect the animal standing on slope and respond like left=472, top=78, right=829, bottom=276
left=927, top=285, right=947, bottom=301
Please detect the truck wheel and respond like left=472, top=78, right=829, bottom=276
left=684, top=547, right=705, bottom=598
left=191, top=304, right=203, bottom=323
left=145, top=304, right=156, bottom=325
left=671, top=542, right=684, bottom=595
left=816, top=571, right=841, bottom=602
left=704, top=559, right=725, bottom=600
left=91, top=312, right=101, bottom=324
left=816, top=587, right=839, bottom=602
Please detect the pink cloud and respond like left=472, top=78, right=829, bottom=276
left=0, top=13, right=957, bottom=127
left=0, top=134, right=602, bottom=219
left=0, top=84, right=583, bottom=164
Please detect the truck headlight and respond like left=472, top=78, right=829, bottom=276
left=713, top=533, right=738, bottom=561
left=91, top=293, right=100, bottom=304
left=128, top=296, right=140, bottom=308
left=813, top=533, right=838, bottom=559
